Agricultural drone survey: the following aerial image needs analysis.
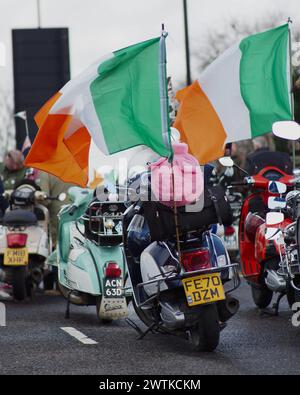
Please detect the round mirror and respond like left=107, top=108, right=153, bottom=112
left=267, top=196, right=286, bottom=210
left=265, top=228, right=281, bottom=241
left=266, top=212, right=284, bottom=226
left=58, top=192, right=67, bottom=202
left=272, top=121, right=300, bottom=141
left=218, top=157, right=234, bottom=167
left=268, top=181, right=287, bottom=195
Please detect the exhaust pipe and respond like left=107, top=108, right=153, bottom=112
left=217, top=295, right=240, bottom=322
left=58, top=283, right=89, bottom=306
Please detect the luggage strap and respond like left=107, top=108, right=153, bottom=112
left=208, top=188, right=223, bottom=225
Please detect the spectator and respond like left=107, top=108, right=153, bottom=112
left=37, top=171, right=75, bottom=247
left=0, top=150, right=26, bottom=190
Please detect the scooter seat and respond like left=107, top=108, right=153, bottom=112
left=3, top=209, right=38, bottom=227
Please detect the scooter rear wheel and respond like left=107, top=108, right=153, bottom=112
left=286, top=276, right=300, bottom=307
left=251, top=284, right=273, bottom=308
left=12, top=267, right=27, bottom=301
left=190, top=304, right=220, bottom=352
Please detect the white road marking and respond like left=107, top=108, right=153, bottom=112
left=0, top=302, right=6, bottom=327
left=61, top=327, right=98, bottom=345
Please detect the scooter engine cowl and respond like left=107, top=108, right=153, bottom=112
left=264, top=269, right=286, bottom=292
left=140, top=242, right=179, bottom=297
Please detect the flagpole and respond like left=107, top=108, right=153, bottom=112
left=287, top=18, right=296, bottom=169
left=159, top=24, right=171, bottom=154
left=159, top=24, right=181, bottom=261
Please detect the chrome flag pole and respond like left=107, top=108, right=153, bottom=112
left=159, top=24, right=181, bottom=259
left=159, top=24, right=172, bottom=156
left=288, top=18, right=296, bottom=169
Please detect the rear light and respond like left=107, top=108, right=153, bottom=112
left=7, top=233, right=28, bottom=248
left=225, top=226, right=235, bottom=236
left=181, top=249, right=211, bottom=272
left=105, top=262, right=122, bottom=278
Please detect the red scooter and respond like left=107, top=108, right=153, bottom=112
left=219, top=156, right=294, bottom=313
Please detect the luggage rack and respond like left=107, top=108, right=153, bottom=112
left=134, top=261, right=241, bottom=308
left=81, top=200, right=126, bottom=245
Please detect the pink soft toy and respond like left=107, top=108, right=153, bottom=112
left=149, top=142, right=203, bottom=207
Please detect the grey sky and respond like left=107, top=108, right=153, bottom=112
left=1, top=0, right=300, bottom=95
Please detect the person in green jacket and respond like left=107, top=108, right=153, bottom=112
left=0, top=150, right=26, bottom=190
left=37, top=171, right=75, bottom=247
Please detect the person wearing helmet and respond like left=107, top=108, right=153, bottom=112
left=0, top=150, right=26, bottom=190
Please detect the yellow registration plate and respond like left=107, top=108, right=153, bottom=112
left=4, top=248, right=28, bottom=266
left=182, top=273, right=225, bottom=307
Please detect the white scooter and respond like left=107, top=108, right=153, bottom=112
left=0, top=180, right=65, bottom=300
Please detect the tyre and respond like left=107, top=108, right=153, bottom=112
left=287, top=276, right=300, bottom=308
left=251, top=284, right=273, bottom=308
left=190, top=304, right=220, bottom=352
left=228, top=250, right=239, bottom=263
left=12, top=267, right=27, bottom=301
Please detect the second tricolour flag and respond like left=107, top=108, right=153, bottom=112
left=174, top=24, right=293, bottom=164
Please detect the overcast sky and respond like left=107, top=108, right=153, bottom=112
left=1, top=0, right=300, bottom=94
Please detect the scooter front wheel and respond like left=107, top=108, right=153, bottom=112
left=251, top=284, right=273, bottom=309
left=286, top=276, right=300, bottom=307
left=190, top=304, right=220, bottom=352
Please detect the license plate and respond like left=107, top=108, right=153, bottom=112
left=4, top=248, right=28, bottom=266
left=182, top=273, right=225, bottom=307
left=104, top=278, right=123, bottom=298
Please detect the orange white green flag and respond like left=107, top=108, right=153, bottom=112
left=174, top=24, right=293, bottom=164
left=25, top=36, right=171, bottom=186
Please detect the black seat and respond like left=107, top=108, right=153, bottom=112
left=34, top=207, right=46, bottom=221
left=3, top=209, right=38, bottom=227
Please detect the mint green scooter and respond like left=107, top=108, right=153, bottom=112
left=49, top=186, right=131, bottom=323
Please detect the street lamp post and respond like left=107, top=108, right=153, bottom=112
left=37, top=0, right=41, bottom=28
left=183, top=0, right=191, bottom=85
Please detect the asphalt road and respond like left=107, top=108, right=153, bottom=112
left=1, top=280, right=300, bottom=375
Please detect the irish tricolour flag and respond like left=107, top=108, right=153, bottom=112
left=174, top=24, right=293, bottom=164
left=25, top=37, right=171, bottom=186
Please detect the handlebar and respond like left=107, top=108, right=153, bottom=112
left=230, top=181, right=249, bottom=187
